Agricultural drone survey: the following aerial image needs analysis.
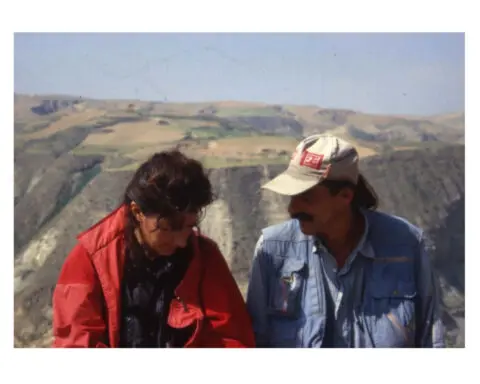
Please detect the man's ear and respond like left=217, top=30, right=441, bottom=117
left=338, top=187, right=355, bottom=205
left=130, top=201, right=144, bottom=223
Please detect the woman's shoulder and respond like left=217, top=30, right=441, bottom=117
left=195, top=232, right=234, bottom=273
left=195, top=232, right=228, bottom=263
left=77, top=205, right=126, bottom=255
left=196, top=232, right=221, bottom=253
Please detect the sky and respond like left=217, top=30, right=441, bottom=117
left=14, top=33, right=464, bottom=116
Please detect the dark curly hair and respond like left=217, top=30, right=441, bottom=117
left=123, top=149, right=214, bottom=262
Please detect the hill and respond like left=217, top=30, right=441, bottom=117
left=14, top=94, right=464, bottom=173
left=13, top=94, right=465, bottom=347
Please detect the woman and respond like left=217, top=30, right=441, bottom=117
left=52, top=150, right=255, bottom=348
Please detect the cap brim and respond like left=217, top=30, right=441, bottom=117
left=261, top=171, right=319, bottom=196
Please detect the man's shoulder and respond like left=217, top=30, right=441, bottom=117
left=255, top=220, right=309, bottom=269
left=261, top=219, right=309, bottom=243
left=365, top=209, right=424, bottom=245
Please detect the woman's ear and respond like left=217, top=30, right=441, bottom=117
left=130, top=201, right=144, bottom=223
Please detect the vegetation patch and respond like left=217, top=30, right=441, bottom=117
left=82, top=119, right=185, bottom=147
left=201, top=155, right=289, bottom=169
left=215, top=107, right=283, bottom=118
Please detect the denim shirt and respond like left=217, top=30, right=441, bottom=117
left=246, top=209, right=445, bottom=348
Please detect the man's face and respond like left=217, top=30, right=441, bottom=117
left=288, top=183, right=354, bottom=236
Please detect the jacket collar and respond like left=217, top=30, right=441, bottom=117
left=77, top=203, right=204, bottom=302
left=77, top=204, right=127, bottom=255
left=311, top=208, right=376, bottom=260
left=357, top=209, right=375, bottom=259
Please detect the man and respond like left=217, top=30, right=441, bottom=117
left=246, top=134, right=445, bottom=348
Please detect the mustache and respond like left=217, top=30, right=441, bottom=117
left=290, top=212, right=314, bottom=222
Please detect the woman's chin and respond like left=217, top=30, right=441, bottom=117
left=154, top=248, right=176, bottom=257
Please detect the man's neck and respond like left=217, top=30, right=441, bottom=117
left=316, top=210, right=364, bottom=267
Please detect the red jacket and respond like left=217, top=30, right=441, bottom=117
left=52, top=205, right=255, bottom=348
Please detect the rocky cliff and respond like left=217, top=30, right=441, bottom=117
left=14, top=144, right=465, bottom=347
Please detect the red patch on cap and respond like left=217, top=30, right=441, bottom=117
left=300, top=151, right=324, bottom=170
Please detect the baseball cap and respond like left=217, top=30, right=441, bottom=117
left=261, top=134, right=378, bottom=209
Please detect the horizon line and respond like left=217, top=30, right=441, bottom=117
left=13, top=92, right=465, bottom=119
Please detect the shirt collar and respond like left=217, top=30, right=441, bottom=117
left=312, top=209, right=375, bottom=259
left=357, top=209, right=375, bottom=259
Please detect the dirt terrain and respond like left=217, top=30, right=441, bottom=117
left=13, top=94, right=465, bottom=347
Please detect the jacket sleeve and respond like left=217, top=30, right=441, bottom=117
left=52, top=243, right=109, bottom=348
left=245, top=235, right=271, bottom=347
left=415, top=233, right=446, bottom=347
left=200, top=238, right=256, bottom=348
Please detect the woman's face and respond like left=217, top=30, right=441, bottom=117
left=131, top=202, right=198, bottom=256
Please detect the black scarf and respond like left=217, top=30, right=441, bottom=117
left=119, top=239, right=194, bottom=348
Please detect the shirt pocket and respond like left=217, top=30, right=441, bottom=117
left=367, top=278, right=417, bottom=347
left=267, top=258, right=306, bottom=347
left=268, top=258, right=306, bottom=318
